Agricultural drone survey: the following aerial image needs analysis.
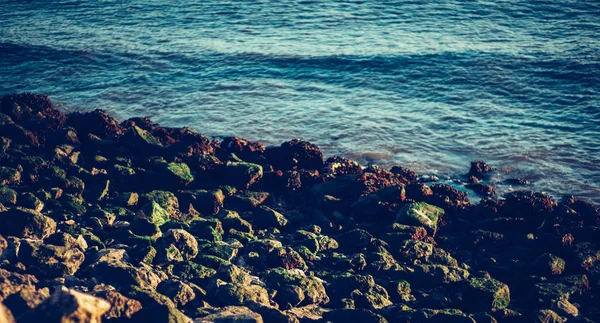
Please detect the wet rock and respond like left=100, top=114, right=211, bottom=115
left=395, top=202, right=444, bottom=235
left=468, top=161, right=495, bottom=179
left=266, top=139, right=324, bottom=171
left=324, top=156, right=363, bottom=176
left=534, top=309, right=567, bottom=323
left=465, top=183, right=495, bottom=196
left=462, top=277, right=510, bottom=311
left=92, top=288, right=143, bottom=321
left=195, top=306, right=263, bottom=323
left=0, top=93, right=65, bottom=136
left=18, top=286, right=110, bottom=323
left=0, top=207, right=56, bottom=240
left=122, top=125, right=163, bottom=152
left=0, top=167, right=20, bottom=186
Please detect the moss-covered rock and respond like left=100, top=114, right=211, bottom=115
left=462, top=277, right=510, bottom=311
left=221, top=162, right=263, bottom=189
left=0, top=187, right=17, bottom=206
left=395, top=202, right=444, bottom=235
left=264, top=268, right=329, bottom=308
left=136, top=201, right=171, bottom=226
left=213, top=282, right=270, bottom=307
left=17, top=240, right=85, bottom=277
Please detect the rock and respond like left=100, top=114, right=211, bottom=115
left=266, top=139, right=324, bottom=171
left=0, top=187, right=17, bottom=206
left=18, top=240, right=85, bottom=277
left=0, top=302, right=15, bottom=323
left=127, top=286, right=192, bottom=323
left=213, top=281, right=270, bottom=307
left=0, top=93, right=65, bottom=135
left=195, top=306, right=263, bottom=323
left=468, top=161, right=495, bottom=179
left=18, top=286, right=110, bottom=323
left=179, top=189, right=225, bottom=216
left=136, top=201, right=171, bottom=226
left=221, top=162, right=263, bottom=189
left=413, top=265, right=470, bottom=286
left=159, top=162, right=194, bottom=187
left=155, top=229, right=199, bottom=264
left=0, top=207, right=56, bottom=240
left=140, top=190, right=180, bottom=216
left=263, top=268, right=329, bottom=308
left=395, top=202, right=444, bottom=235
left=67, top=109, right=123, bottom=137
left=253, top=206, right=288, bottom=229
left=92, top=289, right=143, bottom=320
left=157, top=279, right=196, bottom=307
left=17, top=192, right=44, bottom=212
left=532, top=253, right=565, bottom=276
left=322, top=309, right=388, bottom=323
left=85, top=260, right=162, bottom=290
left=534, top=309, right=567, bottom=323
left=0, top=269, right=38, bottom=302
left=0, top=167, right=20, bottom=186
left=123, top=125, right=163, bottom=150
left=225, top=191, right=269, bottom=211
left=462, top=277, right=510, bottom=311
left=465, top=183, right=495, bottom=196
left=2, top=287, right=50, bottom=317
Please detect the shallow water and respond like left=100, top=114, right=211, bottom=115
left=1, top=0, right=599, bottom=202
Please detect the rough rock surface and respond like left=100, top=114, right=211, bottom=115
left=0, top=93, right=598, bottom=322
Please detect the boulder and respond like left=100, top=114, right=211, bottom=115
left=0, top=207, right=56, bottom=240
left=462, top=277, right=510, bottom=311
left=395, top=202, right=444, bottom=235
left=195, top=306, right=263, bottom=323
left=18, top=287, right=110, bottom=323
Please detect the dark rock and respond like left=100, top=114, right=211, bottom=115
left=266, top=139, right=324, bottom=171
left=468, top=160, right=495, bottom=179
left=155, top=229, right=199, bottom=264
left=196, top=306, right=263, bottom=323
left=126, top=286, right=192, bottom=323
left=18, top=286, right=110, bottom=323
left=461, top=277, right=510, bottom=311
left=0, top=187, right=17, bottom=206
left=2, top=287, right=49, bottom=318
left=264, top=268, right=329, bottom=308
left=0, top=207, right=56, bottom=239
left=67, top=109, right=123, bottom=138
left=532, top=253, right=565, bottom=276
left=157, top=279, right=196, bottom=307
left=212, top=282, right=270, bottom=307
left=253, top=205, right=288, bottom=229
left=92, top=288, right=143, bottom=321
left=322, top=308, right=388, bottom=323
left=0, top=93, right=65, bottom=137
left=395, top=202, right=444, bottom=235
left=221, top=161, right=263, bottom=189
left=465, top=183, right=495, bottom=196
left=18, top=240, right=85, bottom=277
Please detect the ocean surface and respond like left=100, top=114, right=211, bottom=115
left=1, top=0, right=599, bottom=203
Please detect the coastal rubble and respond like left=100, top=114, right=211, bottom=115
left=0, top=93, right=599, bottom=322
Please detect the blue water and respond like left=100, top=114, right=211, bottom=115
left=1, top=0, right=599, bottom=203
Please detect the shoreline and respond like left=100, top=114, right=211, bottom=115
left=0, top=93, right=599, bottom=322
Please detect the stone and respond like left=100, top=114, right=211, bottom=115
left=93, top=289, right=142, bottom=320
left=253, top=205, right=288, bottom=229
left=0, top=301, right=15, bottom=323
left=18, top=286, right=110, bottom=323
left=136, top=201, right=171, bottom=226
left=533, top=253, right=566, bottom=276
left=127, top=286, right=192, bottom=323
left=212, top=282, right=270, bottom=307
left=221, top=162, right=263, bottom=189
left=18, top=240, right=85, bottom=277
left=0, top=269, right=38, bottom=302
left=155, top=229, right=199, bottom=264
left=0, top=207, right=56, bottom=240
left=195, top=306, right=263, bottom=323
left=0, top=168, right=20, bottom=186
left=264, top=268, right=329, bottom=308
left=462, top=277, right=510, bottom=311
left=2, top=287, right=50, bottom=318
left=0, top=187, right=17, bottom=206
left=322, top=309, right=388, bottom=323
left=395, top=202, right=444, bottom=235
left=157, top=279, right=196, bottom=307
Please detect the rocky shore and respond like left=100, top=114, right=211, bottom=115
left=0, top=93, right=599, bottom=322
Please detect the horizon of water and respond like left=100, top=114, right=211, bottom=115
left=1, top=0, right=599, bottom=203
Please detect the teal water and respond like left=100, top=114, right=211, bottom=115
left=1, top=0, right=599, bottom=202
